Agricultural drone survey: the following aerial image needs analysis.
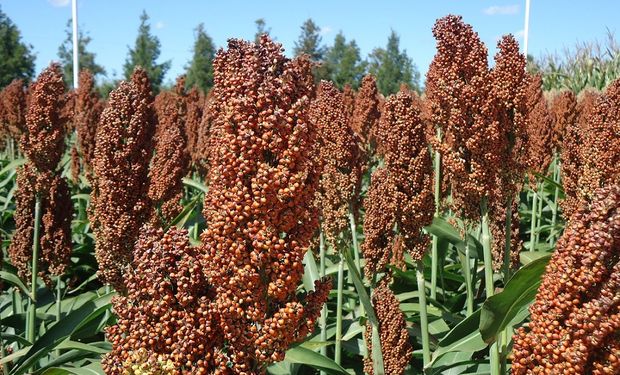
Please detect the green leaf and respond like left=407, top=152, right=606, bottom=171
left=424, top=217, right=483, bottom=259
left=182, top=177, right=208, bottom=194
left=519, top=251, right=550, bottom=265
left=0, top=271, right=31, bottom=299
left=56, top=340, right=110, bottom=354
left=284, top=346, right=348, bottom=375
left=302, top=249, right=320, bottom=292
left=430, top=309, right=487, bottom=366
left=0, top=158, right=25, bottom=177
left=0, top=347, right=30, bottom=365
left=10, top=293, right=114, bottom=375
left=342, top=250, right=385, bottom=375
left=479, top=255, right=551, bottom=343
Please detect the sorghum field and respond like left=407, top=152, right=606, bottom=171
left=1, top=11, right=619, bottom=375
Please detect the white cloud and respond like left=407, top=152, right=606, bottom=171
left=483, top=5, right=519, bottom=16
left=155, top=21, right=165, bottom=30
left=514, top=29, right=525, bottom=40
left=48, top=0, right=70, bottom=7
left=320, top=26, right=332, bottom=36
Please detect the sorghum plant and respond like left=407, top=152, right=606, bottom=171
left=148, top=77, right=190, bottom=225
left=512, top=184, right=620, bottom=374
left=578, top=79, right=620, bottom=204
left=8, top=63, right=72, bottom=287
left=184, top=86, right=205, bottom=170
left=0, top=78, right=27, bottom=147
left=525, top=74, right=553, bottom=182
left=311, top=80, right=363, bottom=243
left=561, top=90, right=599, bottom=218
left=90, top=68, right=156, bottom=290
left=351, top=74, right=381, bottom=148
left=75, top=70, right=104, bottom=176
left=200, top=36, right=330, bottom=373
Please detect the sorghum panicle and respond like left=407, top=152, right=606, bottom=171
left=342, top=83, right=356, bottom=120
left=487, top=35, right=529, bottom=270
left=352, top=74, right=381, bottom=148
left=8, top=64, right=73, bottom=287
left=9, top=165, right=72, bottom=287
left=102, top=227, right=219, bottom=374
left=525, top=74, right=554, bottom=182
left=148, top=77, right=190, bottom=225
left=550, top=91, right=577, bottom=151
left=91, top=68, right=156, bottom=289
left=364, top=280, right=413, bottom=375
left=22, top=63, right=69, bottom=173
left=0, top=78, right=28, bottom=143
left=311, top=80, right=363, bottom=243
left=561, top=90, right=599, bottom=218
left=512, top=184, right=620, bottom=374
left=578, top=79, right=620, bottom=205
left=363, top=88, right=433, bottom=277
left=184, top=86, right=206, bottom=170
left=426, top=15, right=498, bottom=221
left=200, top=36, right=329, bottom=373
left=75, top=70, right=104, bottom=175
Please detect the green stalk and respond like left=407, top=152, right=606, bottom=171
left=416, top=261, right=431, bottom=366
left=529, top=187, right=538, bottom=252
left=431, top=128, right=442, bottom=300
left=56, top=276, right=62, bottom=322
left=27, top=195, right=42, bottom=344
left=319, top=232, right=327, bottom=374
left=535, top=182, right=543, bottom=245
left=462, top=235, right=474, bottom=316
left=481, top=197, right=499, bottom=375
left=502, top=197, right=513, bottom=281
left=347, top=208, right=359, bottom=314
left=549, top=155, right=561, bottom=244
left=335, top=254, right=344, bottom=365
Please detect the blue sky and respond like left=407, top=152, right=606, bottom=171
left=1, top=0, right=619, bottom=86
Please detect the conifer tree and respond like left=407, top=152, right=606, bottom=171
left=368, top=30, right=419, bottom=95
left=123, top=11, right=170, bottom=93
left=185, top=23, right=216, bottom=93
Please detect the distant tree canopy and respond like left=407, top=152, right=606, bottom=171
left=0, top=7, right=35, bottom=87
left=323, top=32, right=366, bottom=89
left=58, top=19, right=105, bottom=88
left=123, top=10, right=170, bottom=93
left=368, top=30, right=419, bottom=95
left=254, top=18, right=271, bottom=43
left=185, top=23, right=216, bottom=93
left=293, top=18, right=326, bottom=62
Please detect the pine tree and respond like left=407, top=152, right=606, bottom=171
left=0, top=6, right=35, bottom=87
left=324, top=32, right=366, bottom=89
left=368, top=30, right=419, bottom=95
left=58, top=19, right=105, bottom=88
left=293, top=18, right=325, bottom=62
left=254, top=18, right=271, bottom=43
left=185, top=23, right=216, bottom=93
left=123, top=10, right=170, bottom=93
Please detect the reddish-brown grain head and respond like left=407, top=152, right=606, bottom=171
left=91, top=67, right=156, bottom=290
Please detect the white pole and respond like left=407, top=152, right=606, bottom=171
left=72, top=0, right=79, bottom=89
left=523, top=0, right=531, bottom=57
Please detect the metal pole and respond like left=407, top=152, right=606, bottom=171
left=523, top=0, right=531, bottom=57
left=72, top=0, right=79, bottom=89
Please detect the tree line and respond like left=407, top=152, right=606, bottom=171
left=0, top=7, right=418, bottom=96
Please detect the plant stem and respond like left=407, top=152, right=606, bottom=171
left=529, top=186, right=538, bottom=252
left=481, top=197, right=499, bottom=375
left=431, top=129, right=442, bottom=301
left=347, top=208, right=359, bottom=315
left=56, top=276, right=62, bottom=322
left=27, top=195, right=42, bottom=344
left=502, top=197, right=513, bottom=281
left=335, top=253, right=344, bottom=365
left=463, top=235, right=474, bottom=316
left=536, top=181, right=543, bottom=245
left=319, top=232, right=327, bottom=374
left=549, top=155, right=561, bottom=245
left=416, top=261, right=431, bottom=367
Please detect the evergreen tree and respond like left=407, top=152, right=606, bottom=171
left=185, top=23, right=216, bottom=93
left=254, top=18, right=271, bottom=43
left=368, top=30, right=419, bottom=95
left=58, top=19, right=105, bottom=88
left=293, top=18, right=325, bottom=62
left=324, top=32, right=366, bottom=89
left=0, top=6, right=35, bottom=87
left=123, top=10, right=170, bottom=93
